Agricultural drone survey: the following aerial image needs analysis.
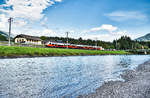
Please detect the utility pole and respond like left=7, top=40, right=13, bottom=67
left=115, top=40, right=117, bottom=50
left=95, top=37, right=98, bottom=50
left=66, top=32, right=69, bottom=49
left=8, top=17, right=13, bottom=46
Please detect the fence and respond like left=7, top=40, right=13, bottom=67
left=0, top=41, right=13, bottom=46
left=0, top=41, right=45, bottom=48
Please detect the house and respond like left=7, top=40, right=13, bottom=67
left=14, top=34, right=42, bottom=45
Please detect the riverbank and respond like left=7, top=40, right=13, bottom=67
left=78, top=60, right=150, bottom=98
left=0, top=46, right=129, bottom=58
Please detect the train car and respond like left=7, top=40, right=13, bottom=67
left=45, top=41, right=104, bottom=50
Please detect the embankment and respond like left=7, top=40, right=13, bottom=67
left=78, top=60, right=150, bottom=98
left=0, top=46, right=129, bottom=58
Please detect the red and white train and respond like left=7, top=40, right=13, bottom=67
left=46, top=41, right=104, bottom=50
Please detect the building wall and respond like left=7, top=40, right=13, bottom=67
left=15, top=38, right=42, bottom=45
left=15, top=38, right=27, bottom=43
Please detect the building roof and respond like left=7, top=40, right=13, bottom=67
left=15, top=34, right=42, bottom=41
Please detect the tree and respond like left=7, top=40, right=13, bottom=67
left=114, top=36, right=133, bottom=50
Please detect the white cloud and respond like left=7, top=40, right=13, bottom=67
left=14, top=19, right=28, bottom=27
left=40, top=17, right=49, bottom=29
left=0, top=0, right=56, bottom=21
left=82, top=34, right=116, bottom=42
left=0, top=0, right=62, bottom=35
left=106, top=11, right=148, bottom=22
left=81, top=24, right=134, bottom=42
left=82, top=24, right=118, bottom=33
left=55, top=0, right=62, bottom=2
left=12, top=28, right=57, bottom=37
left=0, top=14, right=8, bottom=30
left=42, top=29, right=57, bottom=36
left=90, top=24, right=118, bottom=32
left=82, top=31, right=132, bottom=42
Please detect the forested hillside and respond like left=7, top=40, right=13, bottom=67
left=0, top=31, right=8, bottom=41
left=0, top=34, right=7, bottom=41
left=136, top=33, right=150, bottom=41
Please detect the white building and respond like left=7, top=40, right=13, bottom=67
left=14, top=34, right=42, bottom=45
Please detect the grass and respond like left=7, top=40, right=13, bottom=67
left=0, top=46, right=130, bottom=57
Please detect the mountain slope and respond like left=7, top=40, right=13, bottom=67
left=0, top=30, right=15, bottom=41
left=0, top=31, right=8, bottom=41
left=0, top=34, right=7, bottom=41
left=0, top=31, right=8, bottom=37
left=136, top=33, right=150, bottom=41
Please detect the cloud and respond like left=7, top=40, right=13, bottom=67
left=54, top=0, right=62, bottom=2
left=40, top=17, right=49, bottom=29
left=0, top=0, right=57, bottom=21
left=42, top=29, right=57, bottom=36
left=82, top=24, right=118, bottom=33
left=82, top=31, right=133, bottom=42
left=81, top=24, right=134, bottom=42
left=106, top=11, right=148, bottom=22
left=14, top=19, right=28, bottom=27
left=0, top=0, right=62, bottom=35
left=90, top=24, right=118, bottom=32
left=0, top=14, right=8, bottom=29
left=82, top=34, right=116, bottom=42
left=12, top=28, right=57, bottom=37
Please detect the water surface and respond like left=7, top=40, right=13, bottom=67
left=0, top=55, right=150, bottom=98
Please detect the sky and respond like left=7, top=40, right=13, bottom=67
left=0, top=0, right=150, bottom=42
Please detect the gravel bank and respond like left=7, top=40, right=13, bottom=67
left=78, top=60, right=150, bottom=98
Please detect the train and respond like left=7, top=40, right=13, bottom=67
left=45, top=41, right=104, bottom=50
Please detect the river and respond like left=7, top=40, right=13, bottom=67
left=0, top=55, right=150, bottom=98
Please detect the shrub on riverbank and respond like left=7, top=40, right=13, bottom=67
left=0, top=46, right=129, bottom=57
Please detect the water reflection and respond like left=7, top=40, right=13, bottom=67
left=0, top=55, right=150, bottom=98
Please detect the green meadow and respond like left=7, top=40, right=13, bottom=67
left=0, top=46, right=130, bottom=58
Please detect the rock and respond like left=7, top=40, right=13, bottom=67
left=78, top=60, right=150, bottom=98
